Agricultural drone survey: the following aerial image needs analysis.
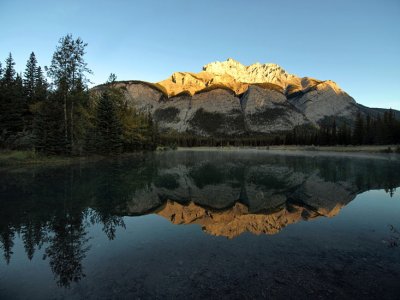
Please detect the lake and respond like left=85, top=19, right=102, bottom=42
left=0, top=150, right=400, bottom=299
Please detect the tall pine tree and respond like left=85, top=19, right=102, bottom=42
left=34, top=66, right=47, bottom=101
left=23, top=52, right=39, bottom=130
left=95, top=91, right=122, bottom=154
left=0, top=54, right=26, bottom=147
left=353, top=112, right=365, bottom=145
left=23, top=52, right=38, bottom=104
left=33, top=91, right=67, bottom=154
left=3, top=53, right=16, bottom=85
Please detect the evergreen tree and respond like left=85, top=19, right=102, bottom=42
left=338, top=123, right=351, bottom=145
left=331, top=119, right=337, bottom=145
left=30, top=65, right=53, bottom=153
left=384, top=109, right=396, bottom=144
left=23, top=52, right=38, bottom=104
left=3, top=53, right=16, bottom=86
left=95, top=91, right=122, bottom=154
left=23, top=52, right=39, bottom=129
left=365, top=114, right=373, bottom=144
left=33, top=67, right=48, bottom=107
left=12, top=74, right=26, bottom=133
left=353, top=113, right=365, bottom=145
left=147, top=112, right=159, bottom=150
left=33, top=91, right=67, bottom=154
left=34, top=66, right=47, bottom=102
left=0, top=54, right=26, bottom=147
left=375, top=114, right=384, bottom=144
left=0, top=62, right=4, bottom=143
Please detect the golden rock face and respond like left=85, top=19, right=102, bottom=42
left=156, top=58, right=341, bottom=98
left=156, top=200, right=339, bottom=239
left=157, top=70, right=250, bottom=97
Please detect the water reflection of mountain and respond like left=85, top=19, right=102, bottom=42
left=115, top=152, right=400, bottom=237
left=0, top=151, right=399, bottom=285
left=156, top=200, right=330, bottom=239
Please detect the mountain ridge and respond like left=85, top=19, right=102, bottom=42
left=93, top=59, right=399, bottom=137
left=156, top=58, right=346, bottom=98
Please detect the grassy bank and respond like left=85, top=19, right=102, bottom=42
left=0, top=150, right=95, bottom=167
left=0, top=150, right=153, bottom=168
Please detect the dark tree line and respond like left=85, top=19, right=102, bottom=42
left=285, top=112, right=400, bottom=146
left=159, top=109, right=400, bottom=148
left=0, top=35, right=158, bottom=155
left=159, top=133, right=285, bottom=148
left=159, top=111, right=400, bottom=148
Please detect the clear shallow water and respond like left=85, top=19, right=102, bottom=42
left=0, top=150, right=400, bottom=299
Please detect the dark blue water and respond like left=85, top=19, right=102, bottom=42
left=0, top=150, right=399, bottom=299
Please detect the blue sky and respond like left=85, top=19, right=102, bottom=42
left=1, top=0, right=399, bottom=109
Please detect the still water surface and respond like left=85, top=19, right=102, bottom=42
left=0, top=150, right=400, bottom=299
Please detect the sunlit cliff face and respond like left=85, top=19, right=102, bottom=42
left=156, top=58, right=342, bottom=97
left=156, top=199, right=344, bottom=239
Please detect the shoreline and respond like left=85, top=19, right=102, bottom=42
left=0, top=151, right=99, bottom=169
left=175, top=145, right=400, bottom=160
left=177, top=145, right=400, bottom=153
left=1, top=145, right=399, bottom=168
left=0, top=151, right=145, bottom=169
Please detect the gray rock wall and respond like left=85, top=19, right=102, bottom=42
left=101, top=80, right=388, bottom=136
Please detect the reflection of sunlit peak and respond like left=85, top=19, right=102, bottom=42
left=156, top=200, right=326, bottom=239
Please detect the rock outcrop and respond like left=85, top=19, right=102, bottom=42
left=241, top=85, right=308, bottom=133
left=93, top=59, right=397, bottom=137
left=203, top=58, right=301, bottom=89
left=287, top=80, right=358, bottom=124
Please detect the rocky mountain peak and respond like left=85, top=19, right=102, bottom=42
left=157, top=58, right=348, bottom=97
left=202, top=58, right=300, bottom=88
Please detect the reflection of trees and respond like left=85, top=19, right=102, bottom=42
left=21, top=221, right=47, bottom=260
left=0, top=226, right=15, bottom=264
left=90, top=211, right=125, bottom=241
left=0, top=155, right=155, bottom=286
left=385, top=188, right=396, bottom=197
left=44, top=212, right=90, bottom=287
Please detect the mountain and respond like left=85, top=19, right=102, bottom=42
left=93, top=59, right=397, bottom=137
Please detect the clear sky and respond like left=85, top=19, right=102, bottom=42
left=1, top=0, right=399, bottom=109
